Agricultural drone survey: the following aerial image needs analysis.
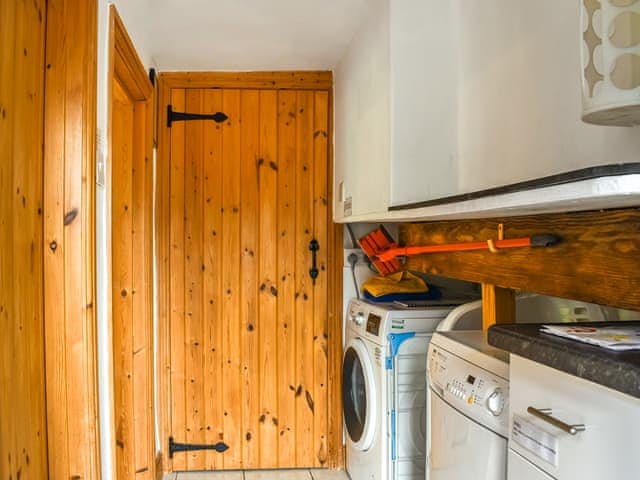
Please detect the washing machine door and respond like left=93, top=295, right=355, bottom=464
left=343, top=338, right=377, bottom=451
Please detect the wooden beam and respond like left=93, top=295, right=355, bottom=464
left=159, top=71, right=333, bottom=90
left=482, top=285, right=515, bottom=330
left=399, top=208, right=640, bottom=311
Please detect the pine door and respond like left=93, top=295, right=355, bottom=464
left=167, top=87, right=332, bottom=470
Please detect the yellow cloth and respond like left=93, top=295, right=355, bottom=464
left=362, top=271, right=429, bottom=297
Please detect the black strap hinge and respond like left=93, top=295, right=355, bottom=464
left=167, top=104, right=228, bottom=128
left=168, top=436, right=229, bottom=458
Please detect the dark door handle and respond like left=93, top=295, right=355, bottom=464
left=309, top=239, right=319, bottom=285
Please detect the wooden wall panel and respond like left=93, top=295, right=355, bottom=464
left=312, top=91, right=330, bottom=465
left=202, top=88, right=224, bottom=471
left=257, top=90, right=279, bottom=467
left=240, top=90, right=260, bottom=468
left=160, top=81, right=339, bottom=471
left=184, top=88, right=206, bottom=470
left=220, top=89, right=243, bottom=469
left=294, top=91, right=315, bottom=466
left=0, top=0, right=48, bottom=478
left=276, top=90, right=298, bottom=466
left=168, top=88, right=187, bottom=472
left=43, top=0, right=100, bottom=478
left=400, top=209, right=640, bottom=312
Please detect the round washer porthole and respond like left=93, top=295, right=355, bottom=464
left=342, top=338, right=377, bottom=451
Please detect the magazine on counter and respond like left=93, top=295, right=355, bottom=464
left=541, top=325, right=640, bottom=351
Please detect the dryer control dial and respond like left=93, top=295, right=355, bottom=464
left=352, top=312, right=365, bottom=326
left=486, top=387, right=505, bottom=416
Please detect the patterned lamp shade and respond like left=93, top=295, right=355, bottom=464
left=581, top=0, right=640, bottom=125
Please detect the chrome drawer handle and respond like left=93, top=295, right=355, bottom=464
left=527, top=407, right=586, bottom=435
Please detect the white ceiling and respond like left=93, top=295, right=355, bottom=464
left=116, top=0, right=374, bottom=71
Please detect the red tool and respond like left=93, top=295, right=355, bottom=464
left=358, top=226, right=401, bottom=275
left=359, top=226, right=560, bottom=275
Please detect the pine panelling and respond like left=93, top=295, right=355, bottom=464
left=240, top=90, right=261, bottom=468
left=257, top=90, right=279, bottom=467
left=169, top=88, right=187, bottom=472
left=0, top=0, right=48, bottom=478
left=277, top=90, right=299, bottom=466
left=43, top=0, right=100, bottom=478
left=399, top=209, right=640, bottom=312
left=160, top=81, right=338, bottom=471
left=202, top=89, right=224, bottom=471
left=221, top=90, right=243, bottom=469
left=294, top=91, right=315, bottom=466
left=184, top=89, right=206, bottom=470
left=312, top=91, right=330, bottom=466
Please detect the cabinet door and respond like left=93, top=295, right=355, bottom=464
left=389, top=0, right=458, bottom=207
left=334, top=0, right=390, bottom=222
left=508, top=450, right=553, bottom=480
left=510, top=355, right=640, bottom=480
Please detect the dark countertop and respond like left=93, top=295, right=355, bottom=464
left=488, top=322, right=640, bottom=399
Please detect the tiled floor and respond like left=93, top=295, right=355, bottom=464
left=165, top=469, right=349, bottom=480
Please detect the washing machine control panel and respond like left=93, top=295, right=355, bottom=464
left=346, top=299, right=458, bottom=342
left=428, top=343, right=509, bottom=437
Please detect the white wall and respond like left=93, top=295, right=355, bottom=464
left=334, top=0, right=390, bottom=220
left=455, top=1, right=640, bottom=197
left=96, top=2, right=155, bottom=478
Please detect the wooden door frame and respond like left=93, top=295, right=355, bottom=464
left=155, top=71, right=343, bottom=472
left=107, top=5, right=155, bottom=479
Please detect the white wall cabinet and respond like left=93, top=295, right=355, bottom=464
left=334, top=0, right=457, bottom=222
left=389, top=0, right=458, bottom=208
left=334, top=0, right=391, bottom=222
left=333, top=0, right=640, bottom=224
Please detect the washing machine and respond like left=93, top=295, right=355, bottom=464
left=343, top=298, right=482, bottom=480
left=426, top=331, right=510, bottom=480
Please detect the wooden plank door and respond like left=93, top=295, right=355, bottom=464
left=167, top=87, right=331, bottom=470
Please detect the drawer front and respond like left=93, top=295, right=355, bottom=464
left=509, top=355, right=640, bottom=480
left=508, top=449, right=553, bottom=480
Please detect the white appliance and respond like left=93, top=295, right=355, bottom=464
left=343, top=298, right=481, bottom=480
left=508, top=354, right=640, bottom=480
left=426, top=331, right=510, bottom=480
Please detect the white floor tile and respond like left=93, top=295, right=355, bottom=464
left=244, top=469, right=311, bottom=480
left=176, top=471, right=244, bottom=480
left=166, top=468, right=348, bottom=480
left=309, top=469, right=350, bottom=480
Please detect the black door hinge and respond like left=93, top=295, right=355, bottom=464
left=167, top=104, right=228, bottom=128
left=169, top=436, right=229, bottom=458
